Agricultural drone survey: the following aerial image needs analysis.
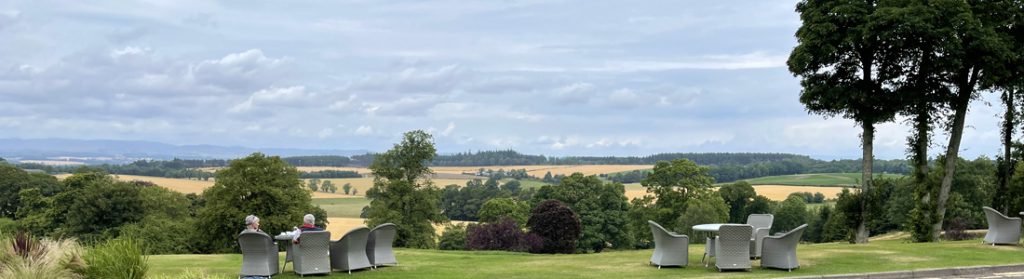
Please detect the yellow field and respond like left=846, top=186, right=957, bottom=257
left=54, top=174, right=351, bottom=199
left=325, top=217, right=472, bottom=237
left=623, top=183, right=854, bottom=201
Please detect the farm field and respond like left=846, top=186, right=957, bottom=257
left=148, top=238, right=1024, bottom=278
left=313, top=198, right=370, bottom=218
left=53, top=174, right=352, bottom=199
left=430, top=165, right=653, bottom=177
left=743, top=173, right=903, bottom=186
left=623, top=183, right=854, bottom=201
left=324, top=217, right=470, bottom=239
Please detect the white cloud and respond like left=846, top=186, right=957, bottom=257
left=230, top=86, right=315, bottom=113
left=354, top=125, right=374, bottom=135
left=440, top=122, right=456, bottom=137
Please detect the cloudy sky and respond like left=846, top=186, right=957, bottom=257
left=0, top=1, right=1006, bottom=159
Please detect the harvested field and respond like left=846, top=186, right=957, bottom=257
left=622, top=183, right=855, bottom=201
left=55, top=174, right=348, bottom=199
left=325, top=217, right=472, bottom=237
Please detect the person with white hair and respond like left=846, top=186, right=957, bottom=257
left=242, top=215, right=262, bottom=233
left=292, top=213, right=324, bottom=244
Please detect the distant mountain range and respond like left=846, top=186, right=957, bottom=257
left=0, top=138, right=369, bottom=164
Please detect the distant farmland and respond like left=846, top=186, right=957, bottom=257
left=743, top=172, right=904, bottom=186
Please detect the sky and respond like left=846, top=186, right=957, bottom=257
left=0, top=1, right=1007, bottom=159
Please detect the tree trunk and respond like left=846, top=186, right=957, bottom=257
left=931, top=81, right=974, bottom=242
left=997, top=88, right=1015, bottom=213
left=856, top=121, right=874, bottom=244
left=913, top=108, right=931, bottom=186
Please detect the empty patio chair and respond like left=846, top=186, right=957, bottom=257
left=367, top=223, right=398, bottom=267
left=747, top=214, right=774, bottom=258
left=238, top=231, right=279, bottom=278
left=331, top=227, right=373, bottom=274
left=648, top=220, right=689, bottom=268
left=714, top=224, right=752, bottom=271
left=982, top=206, right=1022, bottom=245
left=761, top=224, right=806, bottom=271
left=291, top=230, right=331, bottom=277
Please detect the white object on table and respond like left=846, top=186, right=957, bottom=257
left=692, top=223, right=734, bottom=232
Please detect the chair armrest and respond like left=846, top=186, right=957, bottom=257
left=754, top=228, right=770, bottom=239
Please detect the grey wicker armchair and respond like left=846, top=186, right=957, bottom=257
left=367, top=223, right=398, bottom=267
left=648, top=220, right=689, bottom=268
left=982, top=206, right=1022, bottom=245
left=238, top=231, right=279, bottom=278
left=291, top=231, right=331, bottom=277
left=761, top=224, right=806, bottom=271
left=714, top=224, right=752, bottom=272
left=747, top=214, right=774, bottom=258
left=330, top=227, right=372, bottom=274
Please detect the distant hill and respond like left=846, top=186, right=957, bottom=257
left=0, top=138, right=368, bottom=164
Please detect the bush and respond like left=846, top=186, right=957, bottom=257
left=0, top=232, right=86, bottom=279
left=527, top=200, right=580, bottom=254
left=83, top=237, right=148, bottom=279
left=676, top=191, right=729, bottom=236
left=119, top=217, right=194, bottom=254
left=943, top=217, right=977, bottom=241
left=773, top=195, right=809, bottom=234
left=477, top=198, right=530, bottom=226
left=438, top=224, right=468, bottom=250
left=466, top=218, right=540, bottom=253
left=0, top=218, right=16, bottom=234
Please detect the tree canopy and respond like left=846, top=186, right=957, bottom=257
left=365, top=130, right=446, bottom=248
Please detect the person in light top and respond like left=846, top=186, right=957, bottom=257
left=292, top=214, right=324, bottom=244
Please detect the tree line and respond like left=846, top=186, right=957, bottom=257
left=603, top=158, right=909, bottom=183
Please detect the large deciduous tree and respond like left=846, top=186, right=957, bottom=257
left=788, top=0, right=900, bottom=243
left=365, top=130, right=446, bottom=248
left=532, top=173, right=631, bottom=252
left=196, top=153, right=326, bottom=253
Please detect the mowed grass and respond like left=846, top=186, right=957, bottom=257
left=314, top=198, right=370, bottom=218
left=149, top=239, right=1024, bottom=278
left=744, top=173, right=904, bottom=187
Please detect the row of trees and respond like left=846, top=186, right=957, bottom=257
left=603, top=158, right=910, bottom=184
left=790, top=0, right=1024, bottom=242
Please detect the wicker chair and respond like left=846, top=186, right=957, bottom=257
left=982, top=206, right=1022, bottom=245
left=761, top=224, right=806, bottom=271
left=238, top=231, right=279, bottom=278
left=648, top=220, right=689, bottom=268
left=714, top=224, right=752, bottom=272
left=367, top=223, right=398, bottom=267
left=291, top=231, right=331, bottom=277
left=330, top=227, right=373, bottom=274
left=747, top=214, right=774, bottom=258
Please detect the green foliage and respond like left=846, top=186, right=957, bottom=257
left=675, top=190, right=729, bottom=237
left=321, top=180, right=336, bottom=193
left=119, top=217, right=193, bottom=255
left=773, top=196, right=808, bottom=234
left=718, top=181, right=756, bottom=223
left=0, top=218, right=15, bottom=234
left=745, top=195, right=772, bottom=215
left=365, top=130, right=446, bottom=249
left=49, top=173, right=145, bottom=244
left=342, top=183, right=352, bottom=195
left=438, top=224, right=468, bottom=250
left=640, top=159, right=714, bottom=229
left=626, top=195, right=657, bottom=248
left=307, top=178, right=320, bottom=192
left=195, top=153, right=326, bottom=253
left=527, top=200, right=580, bottom=254
left=532, top=174, right=631, bottom=252
left=83, top=237, right=147, bottom=279
left=0, top=164, right=61, bottom=218
left=833, top=189, right=862, bottom=242
left=477, top=198, right=530, bottom=226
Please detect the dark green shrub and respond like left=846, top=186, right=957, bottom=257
left=467, top=218, right=540, bottom=252
left=527, top=200, right=580, bottom=254
left=83, top=237, right=147, bottom=279
left=438, top=224, right=467, bottom=250
left=773, top=195, right=808, bottom=234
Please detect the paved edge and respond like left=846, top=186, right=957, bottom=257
left=782, top=263, right=1024, bottom=279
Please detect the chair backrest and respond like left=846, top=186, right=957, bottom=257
left=776, top=224, right=808, bottom=241
left=238, top=231, right=273, bottom=254
left=747, top=214, right=774, bottom=231
left=648, top=220, right=672, bottom=244
left=298, top=230, right=331, bottom=249
left=342, top=227, right=371, bottom=247
left=367, top=223, right=397, bottom=263
left=718, top=224, right=753, bottom=243
left=983, top=206, right=1010, bottom=222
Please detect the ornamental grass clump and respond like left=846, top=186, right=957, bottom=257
left=82, top=237, right=148, bottom=279
left=0, top=232, right=87, bottom=279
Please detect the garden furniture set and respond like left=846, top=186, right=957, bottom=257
left=649, top=213, right=807, bottom=272
left=238, top=223, right=398, bottom=278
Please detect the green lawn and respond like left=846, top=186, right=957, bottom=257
left=149, top=239, right=1024, bottom=278
left=313, top=198, right=370, bottom=218
left=743, top=173, right=905, bottom=186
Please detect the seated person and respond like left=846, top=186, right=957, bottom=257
left=241, top=215, right=263, bottom=234
left=292, top=214, right=324, bottom=244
